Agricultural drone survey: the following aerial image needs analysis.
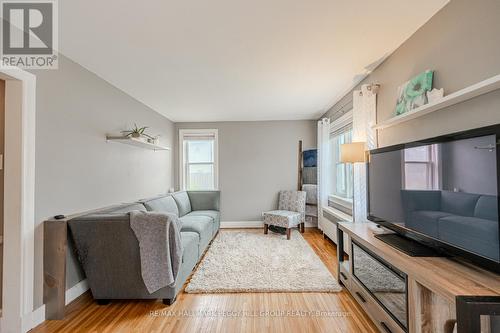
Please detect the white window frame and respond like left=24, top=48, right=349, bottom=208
left=179, top=129, right=219, bottom=190
left=329, top=194, right=353, bottom=211
left=402, top=144, right=441, bottom=190
left=328, top=111, right=354, bottom=212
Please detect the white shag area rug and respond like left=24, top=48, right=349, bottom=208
left=185, top=230, right=342, bottom=293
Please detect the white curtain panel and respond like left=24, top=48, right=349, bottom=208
left=317, top=118, right=331, bottom=231
left=352, top=84, right=378, bottom=223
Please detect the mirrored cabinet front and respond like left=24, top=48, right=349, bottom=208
left=352, top=241, right=408, bottom=331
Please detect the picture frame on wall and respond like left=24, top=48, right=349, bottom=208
left=395, top=70, right=434, bottom=116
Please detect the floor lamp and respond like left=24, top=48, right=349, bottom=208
left=340, top=142, right=367, bottom=223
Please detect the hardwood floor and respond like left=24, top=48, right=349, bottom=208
left=32, top=228, right=378, bottom=333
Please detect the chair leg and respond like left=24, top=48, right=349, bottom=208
left=163, top=297, right=176, bottom=306
left=286, top=228, right=291, bottom=240
left=264, top=223, right=268, bottom=234
left=96, top=299, right=110, bottom=305
left=300, top=222, right=305, bottom=233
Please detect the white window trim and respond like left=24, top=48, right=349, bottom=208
left=328, top=194, right=353, bottom=211
left=329, top=109, right=354, bottom=204
left=323, top=205, right=353, bottom=223
left=179, top=129, right=219, bottom=190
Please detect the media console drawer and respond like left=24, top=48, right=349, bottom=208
left=350, top=276, right=405, bottom=333
left=338, top=261, right=350, bottom=289
left=351, top=241, right=408, bottom=331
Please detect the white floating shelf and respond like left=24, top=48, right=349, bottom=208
left=373, top=74, right=500, bottom=130
left=106, top=136, right=170, bottom=151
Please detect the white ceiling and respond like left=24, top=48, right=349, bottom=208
left=60, top=0, right=448, bottom=122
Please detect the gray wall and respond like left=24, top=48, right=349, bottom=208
left=175, top=121, right=316, bottom=221
left=31, top=56, right=175, bottom=308
left=441, top=135, right=497, bottom=195
left=321, top=0, right=500, bottom=147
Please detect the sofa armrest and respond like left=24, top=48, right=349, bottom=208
left=68, top=214, right=147, bottom=299
left=187, top=190, right=220, bottom=211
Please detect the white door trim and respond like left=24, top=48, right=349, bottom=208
left=0, top=67, right=36, bottom=332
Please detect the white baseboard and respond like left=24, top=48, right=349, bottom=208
left=31, top=305, right=46, bottom=328
left=304, top=221, right=317, bottom=228
left=23, top=304, right=45, bottom=331
left=221, top=221, right=317, bottom=228
left=66, top=279, right=89, bottom=305
left=221, top=221, right=263, bottom=228
left=24, top=279, right=89, bottom=330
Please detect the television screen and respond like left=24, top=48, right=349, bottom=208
left=368, top=131, right=500, bottom=267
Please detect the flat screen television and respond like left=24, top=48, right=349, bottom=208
left=368, top=125, right=500, bottom=273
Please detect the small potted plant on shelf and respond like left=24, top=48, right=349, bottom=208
left=121, top=124, right=156, bottom=143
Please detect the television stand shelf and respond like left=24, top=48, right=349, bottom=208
left=337, top=222, right=500, bottom=333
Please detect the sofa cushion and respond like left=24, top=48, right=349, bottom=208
left=173, top=191, right=192, bottom=217
left=180, top=231, right=200, bottom=263
left=474, top=195, right=498, bottom=221
left=187, top=191, right=220, bottom=211
left=263, top=210, right=302, bottom=228
left=185, top=210, right=220, bottom=236
left=441, top=191, right=480, bottom=217
left=143, top=196, right=179, bottom=216
left=179, top=216, right=212, bottom=254
left=173, top=232, right=201, bottom=295
left=406, top=210, right=452, bottom=238
left=438, top=215, right=499, bottom=261
left=401, top=190, right=441, bottom=212
left=103, top=203, right=147, bottom=214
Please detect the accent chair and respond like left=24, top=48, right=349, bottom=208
left=262, top=190, right=306, bottom=240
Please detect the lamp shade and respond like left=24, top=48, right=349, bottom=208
left=340, top=142, right=366, bottom=163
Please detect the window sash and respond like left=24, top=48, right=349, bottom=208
left=186, top=162, right=215, bottom=190
left=179, top=129, right=218, bottom=190
left=404, top=161, right=433, bottom=190
left=184, top=139, right=214, bottom=164
left=328, top=111, right=354, bottom=215
left=330, top=126, right=354, bottom=199
left=403, top=144, right=440, bottom=190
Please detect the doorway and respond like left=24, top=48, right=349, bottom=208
left=0, top=80, right=5, bottom=317
left=0, top=79, right=4, bottom=316
left=0, top=69, right=36, bottom=333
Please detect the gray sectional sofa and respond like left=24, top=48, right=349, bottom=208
left=68, top=190, right=220, bottom=305
left=401, top=190, right=498, bottom=261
